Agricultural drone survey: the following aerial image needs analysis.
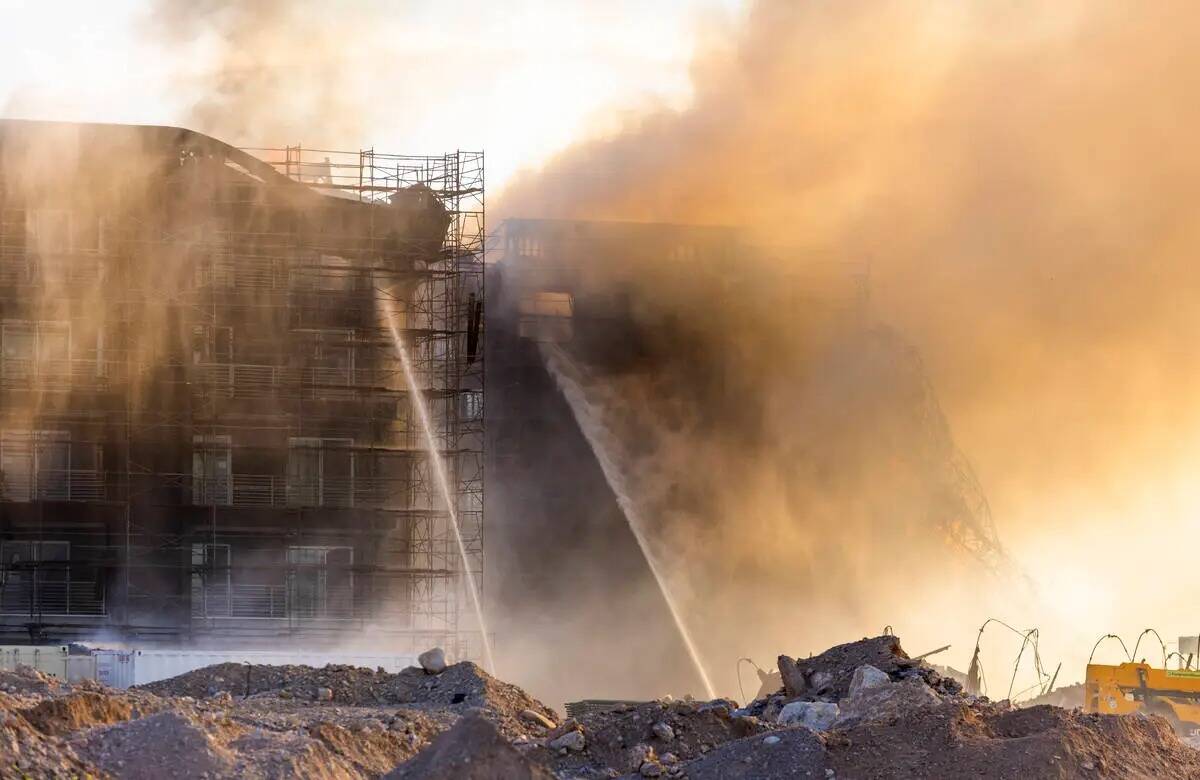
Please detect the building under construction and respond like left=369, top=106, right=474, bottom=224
left=0, top=120, right=485, bottom=658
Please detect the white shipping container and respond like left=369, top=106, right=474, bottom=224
left=0, top=645, right=70, bottom=679
left=94, top=650, right=136, bottom=688
left=65, top=654, right=97, bottom=683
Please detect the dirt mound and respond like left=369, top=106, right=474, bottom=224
left=72, top=709, right=243, bottom=779
left=139, top=661, right=322, bottom=699
left=306, top=720, right=411, bottom=776
left=225, top=725, right=365, bottom=778
left=0, top=701, right=96, bottom=777
left=384, top=712, right=554, bottom=779
left=389, top=661, right=558, bottom=737
left=141, top=660, right=557, bottom=737
left=671, top=728, right=828, bottom=779
left=20, top=690, right=141, bottom=735
left=533, top=697, right=772, bottom=776
left=0, top=665, right=66, bottom=697
left=826, top=699, right=1200, bottom=778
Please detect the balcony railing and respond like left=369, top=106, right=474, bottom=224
left=192, top=583, right=289, bottom=619
left=0, top=470, right=412, bottom=509
left=188, top=474, right=406, bottom=510
left=191, top=582, right=353, bottom=620
left=190, top=362, right=400, bottom=399
left=0, top=358, right=123, bottom=389
left=0, top=578, right=106, bottom=617
left=0, top=357, right=420, bottom=397
left=0, top=251, right=103, bottom=286
left=0, top=470, right=107, bottom=503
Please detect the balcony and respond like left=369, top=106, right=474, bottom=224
left=0, top=578, right=106, bottom=617
left=0, top=358, right=123, bottom=392
left=191, top=582, right=353, bottom=620
left=191, top=583, right=288, bottom=619
left=186, top=474, right=407, bottom=510
left=0, top=251, right=103, bottom=288
left=0, top=469, right=108, bottom=503
left=189, top=362, right=400, bottom=400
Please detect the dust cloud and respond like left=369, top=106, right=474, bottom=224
left=496, top=0, right=1200, bottom=700
left=148, top=0, right=370, bottom=148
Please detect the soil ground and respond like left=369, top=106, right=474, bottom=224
left=2, top=637, right=1198, bottom=778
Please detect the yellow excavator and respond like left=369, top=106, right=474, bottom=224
left=1085, top=662, right=1200, bottom=729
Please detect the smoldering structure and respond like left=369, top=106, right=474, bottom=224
left=486, top=218, right=1009, bottom=702
left=0, top=120, right=485, bottom=654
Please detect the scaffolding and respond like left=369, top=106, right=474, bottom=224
left=0, top=123, right=485, bottom=659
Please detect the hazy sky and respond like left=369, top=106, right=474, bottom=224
left=0, top=0, right=744, bottom=194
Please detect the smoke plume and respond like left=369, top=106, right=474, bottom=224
left=496, top=0, right=1200, bottom=699
left=148, top=0, right=369, bottom=147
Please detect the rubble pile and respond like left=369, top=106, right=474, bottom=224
left=0, top=654, right=560, bottom=778
left=3, top=636, right=1200, bottom=777
left=824, top=695, right=1200, bottom=778
left=728, top=635, right=1200, bottom=779
left=384, top=713, right=554, bottom=780
left=526, top=697, right=771, bottom=777
left=530, top=696, right=772, bottom=772
left=138, top=659, right=553, bottom=737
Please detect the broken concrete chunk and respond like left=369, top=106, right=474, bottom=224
left=547, top=718, right=581, bottom=741
left=834, top=676, right=940, bottom=728
left=778, top=656, right=807, bottom=698
left=848, top=665, right=891, bottom=696
left=548, top=729, right=586, bottom=752
left=809, top=670, right=834, bottom=696
left=314, top=687, right=333, bottom=702
left=652, top=721, right=675, bottom=741
left=777, top=701, right=839, bottom=732
left=418, top=648, right=447, bottom=675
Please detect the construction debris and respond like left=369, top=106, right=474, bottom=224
left=384, top=713, right=553, bottom=780
left=2, top=636, right=1200, bottom=777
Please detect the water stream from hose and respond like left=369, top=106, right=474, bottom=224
left=378, top=287, right=496, bottom=675
left=542, top=342, right=717, bottom=699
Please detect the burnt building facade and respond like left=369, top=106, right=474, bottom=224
left=0, top=121, right=484, bottom=656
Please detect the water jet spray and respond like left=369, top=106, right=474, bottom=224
left=377, top=284, right=495, bottom=675
left=542, top=342, right=717, bottom=699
